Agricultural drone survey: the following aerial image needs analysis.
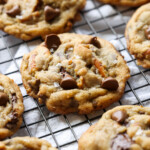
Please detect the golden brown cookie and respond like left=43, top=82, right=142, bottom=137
left=79, top=105, right=150, bottom=150
left=125, top=3, right=150, bottom=68
left=0, top=73, right=24, bottom=140
left=0, top=137, right=57, bottom=150
left=98, top=0, right=149, bottom=7
left=20, top=33, right=130, bottom=114
left=0, top=0, right=86, bottom=40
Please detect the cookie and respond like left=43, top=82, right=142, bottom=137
left=99, top=0, right=149, bottom=7
left=79, top=105, right=150, bottom=150
left=0, top=0, right=85, bottom=40
left=0, top=137, right=57, bottom=150
left=0, top=73, right=24, bottom=140
left=125, top=3, right=150, bottom=68
left=20, top=33, right=130, bottom=114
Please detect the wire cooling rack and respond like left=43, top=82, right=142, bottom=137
left=0, top=0, right=150, bottom=149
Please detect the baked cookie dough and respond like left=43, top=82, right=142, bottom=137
left=21, top=33, right=130, bottom=114
left=79, top=105, right=150, bottom=150
left=0, top=137, right=57, bottom=150
left=0, top=0, right=85, bottom=40
left=0, top=73, right=24, bottom=140
left=98, top=0, right=149, bottom=7
left=125, top=3, right=150, bottom=68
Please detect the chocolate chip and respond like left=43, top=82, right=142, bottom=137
left=0, top=0, right=6, bottom=4
left=44, top=5, right=60, bottom=22
left=60, top=73, right=77, bottom=89
left=101, top=77, right=119, bottom=90
left=0, top=92, right=9, bottom=106
left=6, top=5, right=21, bottom=17
left=111, top=110, right=127, bottom=124
left=145, top=27, right=150, bottom=40
left=45, top=34, right=61, bottom=51
left=90, top=37, right=101, bottom=48
left=111, top=133, right=132, bottom=150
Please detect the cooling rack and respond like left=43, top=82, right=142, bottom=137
left=0, top=0, right=150, bottom=149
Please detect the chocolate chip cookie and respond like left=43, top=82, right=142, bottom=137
left=79, top=105, right=150, bottom=150
left=99, top=0, right=149, bottom=7
left=0, top=137, right=57, bottom=150
left=20, top=33, right=130, bottom=114
left=0, top=73, right=24, bottom=140
left=125, top=3, right=150, bottom=68
left=0, top=0, right=85, bottom=40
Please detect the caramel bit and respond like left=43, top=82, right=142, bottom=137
left=0, top=92, right=9, bottom=106
left=6, top=5, right=21, bottom=17
left=101, top=77, right=119, bottom=91
left=45, top=34, right=61, bottom=51
left=111, top=110, right=127, bottom=124
left=44, top=5, right=60, bottom=22
left=94, top=59, right=106, bottom=77
left=90, top=37, right=101, bottom=48
left=145, top=26, right=150, bottom=40
left=60, top=73, right=77, bottom=90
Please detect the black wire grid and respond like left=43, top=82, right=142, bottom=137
left=0, top=0, right=150, bottom=149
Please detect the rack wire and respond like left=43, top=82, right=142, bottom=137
left=0, top=0, right=150, bottom=149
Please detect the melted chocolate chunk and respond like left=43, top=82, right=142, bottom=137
left=6, top=112, right=18, bottom=129
left=0, top=92, right=9, bottom=106
left=111, top=133, right=133, bottom=150
left=12, top=94, right=17, bottom=103
left=44, top=5, right=60, bottom=22
left=6, top=5, right=21, bottom=17
left=5, top=94, right=18, bottom=129
left=90, top=37, right=101, bottom=48
left=45, top=34, right=61, bottom=51
left=60, top=66, right=67, bottom=76
left=111, top=110, right=128, bottom=124
left=92, top=101, right=97, bottom=109
left=138, top=111, right=145, bottom=114
left=101, top=77, right=119, bottom=91
left=28, top=79, right=40, bottom=94
left=70, top=99, right=79, bottom=108
left=9, top=111, right=18, bottom=124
